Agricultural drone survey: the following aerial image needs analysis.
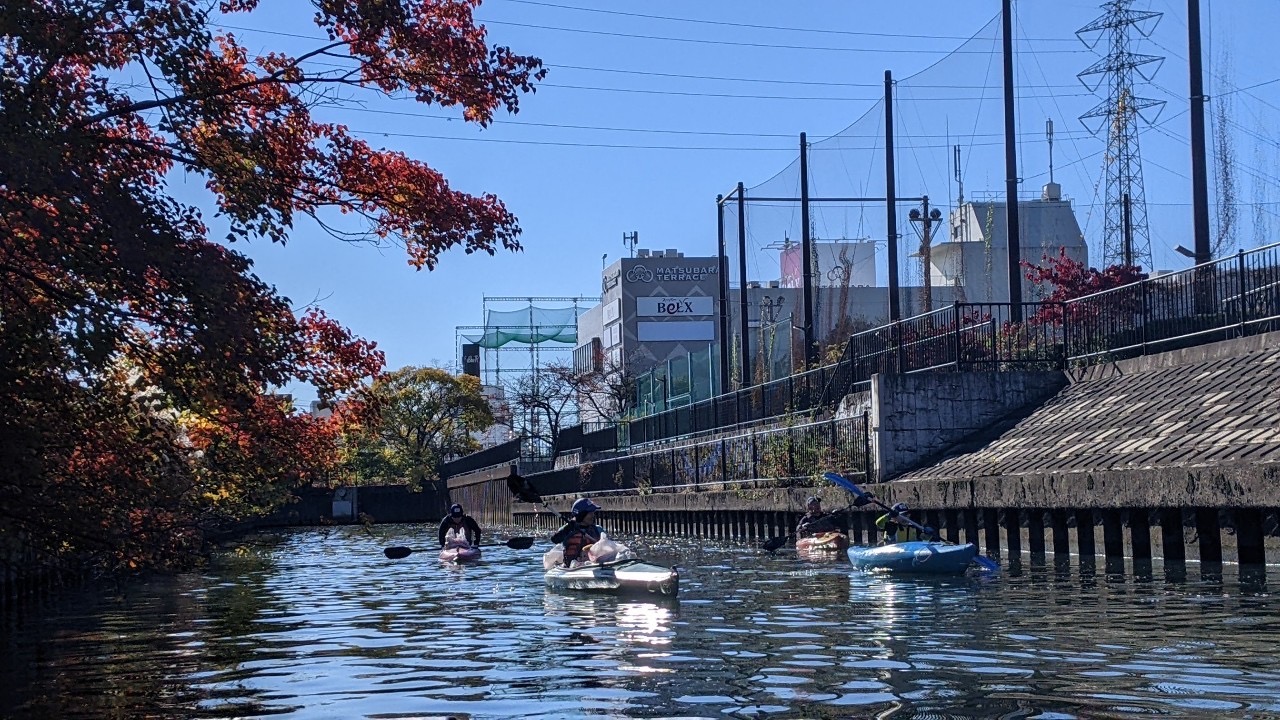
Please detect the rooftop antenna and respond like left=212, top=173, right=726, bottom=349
left=953, top=144, right=964, bottom=206
left=622, top=231, right=638, bottom=257
left=1047, top=118, right=1055, bottom=184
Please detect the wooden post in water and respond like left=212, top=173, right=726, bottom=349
left=944, top=509, right=961, bottom=544
left=1027, top=509, right=1046, bottom=559
left=963, top=510, right=980, bottom=547
left=1075, top=510, right=1096, bottom=565
left=1130, top=509, right=1152, bottom=561
left=983, top=508, right=1001, bottom=559
left=1235, top=509, right=1265, bottom=566
left=1004, top=509, right=1022, bottom=561
left=1102, top=510, right=1125, bottom=574
left=1051, top=510, right=1071, bottom=564
left=925, top=510, right=942, bottom=543
left=1161, top=508, right=1186, bottom=563
left=1195, top=508, right=1223, bottom=565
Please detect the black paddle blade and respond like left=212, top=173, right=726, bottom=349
left=760, top=535, right=789, bottom=552
left=852, top=495, right=872, bottom=507
left=383, top=546, right=413, bottom=560
left=505, top=537, right=535, bottom=550
left=507, top=472, right=543, bottom=504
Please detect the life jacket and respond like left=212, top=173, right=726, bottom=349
left=876, top=513, right=923, bottom=543
left=562, top=524, right=601, bottom=564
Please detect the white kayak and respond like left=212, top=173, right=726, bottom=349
left=543, top=558, right=679, bottom=596
left=542, top=533, right=678, bottom=596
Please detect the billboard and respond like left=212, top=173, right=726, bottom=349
left=618, top=255, right=720, bottom=374
left=462, top=343, right=481, bottom=377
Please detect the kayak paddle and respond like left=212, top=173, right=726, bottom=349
left=822, top=472, right=1000, bottom=572
left=383, top=536, right=536, bottom=559
left=760, top=535, right=793, bottom=553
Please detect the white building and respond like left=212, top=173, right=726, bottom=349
left=930, top=182, right=1089, bottom=303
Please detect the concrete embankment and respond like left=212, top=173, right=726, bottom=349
left=490, top=331, right=1280, bottom=568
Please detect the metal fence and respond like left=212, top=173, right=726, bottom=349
left=617, top=243, right=1280, bottom=447
left=522, top=413, right=872, bottom=498
left=1064, top=245, right=1280, bottom=363
left=625, top=361, right=851, bottom=446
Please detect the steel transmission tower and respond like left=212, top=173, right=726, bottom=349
left=1077, top=1, right=1165, bottom=269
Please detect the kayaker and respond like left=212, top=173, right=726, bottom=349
left=796, top=496, right=844, bottom=538
left=876, top=502, right=925, bottom=544
left=438, top=503, right=482, bottom=547
left=550, top=497, right=604, bottom=566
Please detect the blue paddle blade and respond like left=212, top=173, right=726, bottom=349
left=823, top=472, right=867, bottom=497
left=973, top=554, right=1000, bottom=572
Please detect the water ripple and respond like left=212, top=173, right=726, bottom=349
left=3, top=526, right=1280, bottom=718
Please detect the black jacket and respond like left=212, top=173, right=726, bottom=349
left=796, top=510, right=845, bottom=538
left=438, top=515, right=482, bottom=547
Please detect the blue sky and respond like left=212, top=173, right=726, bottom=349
left=173, top=0, right=1280, bottom=405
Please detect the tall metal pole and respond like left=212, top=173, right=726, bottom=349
left=716, top=194, right=730, bottom=394
left=799, top=132, right=816, bottom=365
left=884, top=70, right=901, bottom=322
left=1188, top=0, right=1212, bottom=265
left=1002, top=0, right=1023, bottom=321
left=921, top=195, right=933, bottom=313
left=736, top=183, right=751, bottom=389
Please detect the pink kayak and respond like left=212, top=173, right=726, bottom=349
left=795, top=532, right=850, bottom=556
left=439, top=544, right=482, bottom=563
left=439, top=533, right=482, bottom=563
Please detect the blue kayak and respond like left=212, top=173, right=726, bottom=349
left=847, top=541, right=979, bottom=574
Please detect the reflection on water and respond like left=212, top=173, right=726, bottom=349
left=3, top=526, right=1279, bottom=719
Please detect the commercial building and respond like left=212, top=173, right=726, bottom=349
left=575, top=249, right=721, bottom=424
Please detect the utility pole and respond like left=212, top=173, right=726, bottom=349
left=716, top=194, right=730, bottom=394
left=799, top=132, right=816, bottom=366
left=885, top=70, right=901, bottom=322
left=909, top=196, right=941, bottom=313
left=736, top=183, right=750, bottom=389
left=1002, top=0, right=1023, bottom=321
left=1188, top=0, right=1212, bottom=265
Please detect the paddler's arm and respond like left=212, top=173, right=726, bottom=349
left=550, top=521, right=576, bottom=545
left=466, top=516, right=482, bottom=546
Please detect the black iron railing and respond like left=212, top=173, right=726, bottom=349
left=520, top=413, right=873, bottom=498
left=1063, top=245, right=1280, bottom=363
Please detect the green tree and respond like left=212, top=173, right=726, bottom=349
left=345, top=367, right=494, bottom=490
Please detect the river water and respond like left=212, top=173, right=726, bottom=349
left=3, top=525, right=1279, bottom=719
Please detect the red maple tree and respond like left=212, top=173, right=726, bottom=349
left=1, top=0, right=542, bottom=581
left=1023, top=249, right=1148, bottom=325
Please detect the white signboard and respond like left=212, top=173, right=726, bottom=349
left=602, top=299, right=621, bottom=324
left=637, top=296, right=714, bottom=317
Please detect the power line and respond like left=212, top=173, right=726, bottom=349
left=483, top=20, right=1092, bottom=55
left=492, top=0, right=1083, bottom=43
left=548, top=63, right=1080, bottom=90
left=215, top=23, right=1083, bottom=90
left=346, top=126, right=1090, bottom=152
left=347, top=129, right=792, bottom=151
left=535, top=81, right=1091, bottom=102
left=337, top=105, right=1099, bottom=141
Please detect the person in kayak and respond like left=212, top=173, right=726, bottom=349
left=550, top=497, right=604, bottom=566
left=438, top=503, right=482, bottom=547
left=876, top=502, right=935, bottom=543
left=796, top=496, right=845, bottom=538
